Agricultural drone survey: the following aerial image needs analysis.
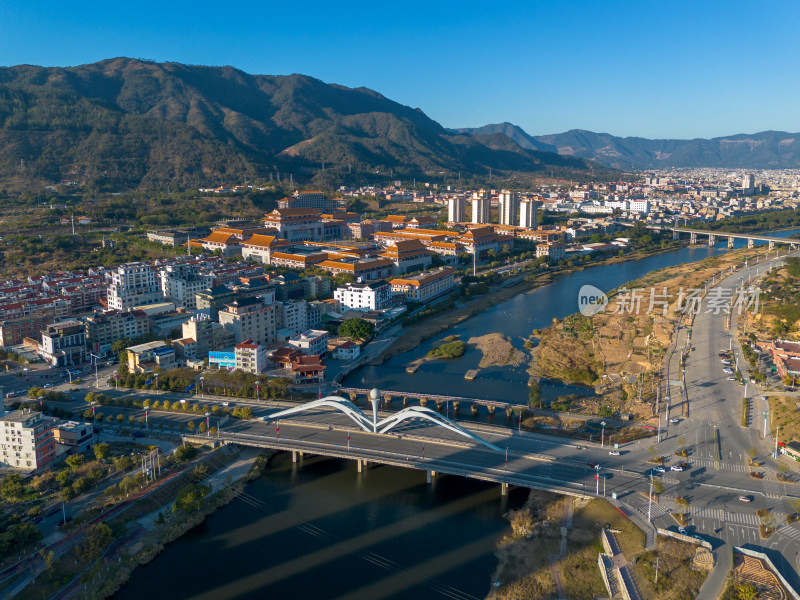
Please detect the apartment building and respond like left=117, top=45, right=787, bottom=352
left=288, top=329, right=330, bottom=356
left=334, top=281, right=392, bottom=311
left=234, top=339, right=268, bottom=374
left=107, top=263, right=163, bottom=311
left=40, top=320, right=86, bottom=366
left=447, top=196, right=466, bottom=223
left=218, top=297, right=277, bottom=346
left=0, top=409, right=57, bottom=471
left=498, top=190, right=519, bottom=226
left=159, top=264, right=212, bottom=310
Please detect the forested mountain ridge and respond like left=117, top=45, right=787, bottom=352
left=457, top=122, right=800, bottom=169
left=0, top=58, right=602, bottom=190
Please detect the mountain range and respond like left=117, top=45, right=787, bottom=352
left=456, top=122, right=800, bottom=170
left=0, top=58, right=601, bottom=190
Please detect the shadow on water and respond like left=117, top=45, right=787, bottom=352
left=115, top=453, right=527, bottom=600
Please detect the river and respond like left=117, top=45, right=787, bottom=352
left=343, top=229, right=800, bottom=406
left=115, top=453, right=527, bottom=600
left=115, top=228, right=799, bottom=600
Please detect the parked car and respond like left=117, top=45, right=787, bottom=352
left=723, top=368, right=734, bottom=374
left=739, top=496, right=752, bottom=502
left=678, top=526, right=686, bottom=534
left=43, top=383, right=53, bottom=389
left=670, top=465, right=684, bottom=472
left=669, top=418, right=680, bottom=424
left=721, top=359, right=732, bottom=366
left=653, top=466, right=666, bottom=473
left=726, top=376, right=737, bottom=381
left=608, top=450, right=620, bottom=456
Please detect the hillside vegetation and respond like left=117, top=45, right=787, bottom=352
left=0, top=58, right=605, bottom=191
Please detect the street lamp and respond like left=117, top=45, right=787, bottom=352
left=205, top=412, right=211, bottom=437
left=88, top=353, right=100, bottom=389
left=65, top=369, right=73, bottom=384
left=600, top=421, right=607, bottom=448
left=199, top=377, right=205, bottom=398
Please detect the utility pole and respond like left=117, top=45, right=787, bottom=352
left=655, top=556, right=659, bottom=583
left=648, top=475, right=653, bottom=521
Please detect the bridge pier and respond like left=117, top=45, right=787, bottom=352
left=357, top=459, right=368, bottom=473
left=708, top=234, right=716, bottom=247
left=748, top=238, right=755, bottom=248
left=292, top=451, right=303, bottom=463
left=488, top=405, right=496, bottom=415
left=471, top=404, right=479, bottom=416
left=673, top=230, right=679, bottom=241
left=435, top=401, right=444, bottom=413
left=690, top=232, right=698, bottom=245
left=501, top=482, right=508, bottom=496
left=728, top=236, right=735, bottom=249
left=426, top=470, right=436, bottom=483
left=452, top=401, right=460, bottom=414
left=505, top=407, right=514, bottom=419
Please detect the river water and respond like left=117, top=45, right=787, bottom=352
left=115, top=228, right=799, bottom=600
left=115, top=453, right=527, bottom=600
left=344, top=229, right=800, bottom=405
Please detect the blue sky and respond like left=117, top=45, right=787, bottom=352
left=2, top=1, right=799, bottom=139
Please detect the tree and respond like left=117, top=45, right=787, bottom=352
left=77, top=523, right=113, bottom=562
left=0, top=473, right=27, bottom=501
left=528, top=379, right=542, bottom=408
left=199, top=421, right=207, bottom=433
left=187, top=421, right=195, bottom=432
left=737, top=582, right=759, bottom=600
left=93, top=443, right=110, bottom=460
left=173, top=483, right=211, bottom=513
left=338, top=318, right=375, bottom=341
left=333, top=272, right=356, bottom=286
left=65, top=454, right=85, bottom=471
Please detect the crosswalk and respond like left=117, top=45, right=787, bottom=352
left=689, top=457, right=747, bottom=472
left=779, top=525, right=800, bottom=542
left=692, top=507, right=722, bottom=520
left=723, top=512, right=761, bottom=526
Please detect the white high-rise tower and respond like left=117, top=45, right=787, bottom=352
left=519, top=199, right=537, bottom=229
left=497, top=190, right=519, bottom=226
left=471, top=190, right=490, bottom=224
left=448, top=196, right=466, bottom=223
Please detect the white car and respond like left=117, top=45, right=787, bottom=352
left=738, top=496, right=751, bottom=502
left=723, top=368, right=734, bottom=374
left=608, top=450, right=620, bottom=456
left=678, top=526, right=686, bottom=534
left=726, top=376, right=737, bottom=381
left=43, top=383, right=53, bottom=389
left=653, top=466, right=666, bottom=473
left=670, top=465, right=684, bottom=472
left=721, top=359, right=732, bottom=366
left=669, top=418, right=679, bottom=424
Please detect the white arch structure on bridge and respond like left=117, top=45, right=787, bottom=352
left=263, top=395, right=502, bottom=452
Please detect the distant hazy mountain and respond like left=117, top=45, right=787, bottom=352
left=457, top=123, right=800, bottom=169
left=0, top=59, right=603, bottom=190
